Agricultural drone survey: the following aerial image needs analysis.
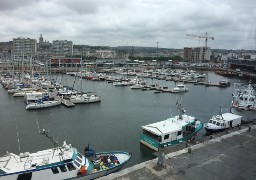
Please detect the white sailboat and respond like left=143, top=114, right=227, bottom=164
left=25, top=61, right=61, bottom=110
left=69, top=58, right=101, bottom=104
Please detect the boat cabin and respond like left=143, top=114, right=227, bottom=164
left=205, top=113, right=242, bottom=133
left=0, top=142, right=87, bottom=180
left=140, top=114, right=202, bottom=151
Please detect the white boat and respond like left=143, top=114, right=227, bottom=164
left=231, top=83, right=256, bottom=121
left=24, top=91, right=49, bottom=103
left=69, top=93, right=101, bottom=104
left=130, top=83, right=144, bottom=89
left=26, top=99, right=61, bottom=110
left=170, top=84, right=188, bottom=93
left=140, top=102, right=203, bottom=151
left=204, top=113, right=242, bottom=133
left=0, top=131, right=131, bottom=180
left=218, top=80, right=230, bottom=87
left=13, top=89, right=37, bottom=97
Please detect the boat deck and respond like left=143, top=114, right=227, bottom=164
left=0, top=144, right=76, bottom=174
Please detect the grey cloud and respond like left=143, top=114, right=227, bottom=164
left=0, top=0, right=39, bottom=10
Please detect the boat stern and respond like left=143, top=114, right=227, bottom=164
left=140, top=133, right=160, bottom=151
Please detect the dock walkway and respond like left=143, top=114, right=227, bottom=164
left=100, top=125, right=256, bottom=180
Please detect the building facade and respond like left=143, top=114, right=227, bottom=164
left=12, top=37, right=37, bottom=60
left=183, top=47, right=212, bottom=62
left=52, top=40, right=73, bottom=56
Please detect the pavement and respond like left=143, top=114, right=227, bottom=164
left=99, top=125, right=256, bottom=180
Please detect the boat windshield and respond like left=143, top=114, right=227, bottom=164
left=143, top=129, right=161, bottom=142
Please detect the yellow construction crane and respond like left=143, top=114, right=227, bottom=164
left=186, top=32, right=214, bottom=48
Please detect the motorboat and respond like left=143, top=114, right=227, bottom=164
left=204, top=113, right=242, bottom=133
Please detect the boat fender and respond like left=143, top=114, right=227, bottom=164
left=79, top=165, right=87, bottom=175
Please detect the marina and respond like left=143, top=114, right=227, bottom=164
left=0, top=69, right=255, bottom=179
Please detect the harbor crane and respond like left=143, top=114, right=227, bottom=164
left=186, top=32, right=214, bottom=48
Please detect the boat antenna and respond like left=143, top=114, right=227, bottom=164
left=219, top=106, right=223, bottom=119
left=41, top=129, right=58, bottom=147
left=176, top=101, right=185, bottom=119
left=15, top=118, right=21, bottom=154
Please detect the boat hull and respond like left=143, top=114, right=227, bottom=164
left=0, top=152, right=131, bottom=180
left=205, top=127, right=226, bottom=133
left=26, top=101, right=61, bottom=110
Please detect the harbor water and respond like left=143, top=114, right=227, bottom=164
left=0, top=71, right=249, bottom=168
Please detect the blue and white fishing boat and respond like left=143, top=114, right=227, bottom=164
left=140, top=102, right=203, bottom=151
left=0, top=130, right=131, bottom=180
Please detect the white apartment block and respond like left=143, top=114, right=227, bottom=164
left=13, top=37, right=37, bottom=60
left=52, top=40, right=73, bottom=56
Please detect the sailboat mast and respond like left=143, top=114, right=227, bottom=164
left=80, top=57, right=82, bottom=93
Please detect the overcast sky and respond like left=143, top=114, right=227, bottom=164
left=0, top=0, right=256, bottom=50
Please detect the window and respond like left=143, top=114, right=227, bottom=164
left=216, top=122, right=220, bottom=126
left=212, top=121, right=216, bottom=124
left=177, top=131, right=182, bottom=136
left=17, top=172, right=32, bottom=180
left=59, top=165, right=67, bottom=172
left=74, top=160, right=80, bottom=168
left=78, top=153, right=83, bottom=159
left=67, top=163, right=76, bottom=171
left=77, top=157, right=82, bottom=163
left=164, top=134, right=169, bottom=140
left=51, top=167, right=59, bottom=174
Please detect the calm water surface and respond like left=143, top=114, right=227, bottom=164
left=0, top=71, right=248, bottom=168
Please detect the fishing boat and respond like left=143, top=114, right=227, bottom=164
left=204, top=112, right=242, bottom=133
left=140, top=102, right=203, bottom=151
left=0, top=130, right=131, bottom=180
left=231, top=83, right=256, bottom=121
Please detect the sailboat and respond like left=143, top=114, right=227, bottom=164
left=69, top=58, right=101, bottom=104
left=25, top=60, right=61, bottom=110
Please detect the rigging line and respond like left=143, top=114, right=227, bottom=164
left=15, top=117, right=21, bottom=154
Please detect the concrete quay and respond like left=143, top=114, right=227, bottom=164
left=100, top=125, right=256, bottom=180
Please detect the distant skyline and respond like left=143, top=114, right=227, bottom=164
left=0, top=0, right=256, bottom=50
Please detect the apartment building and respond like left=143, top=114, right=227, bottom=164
left=12, top=37, right=37, bottom=60
left=184, top=47, right=212, bottom=62
left=52, top=40, right=73, bottom=56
